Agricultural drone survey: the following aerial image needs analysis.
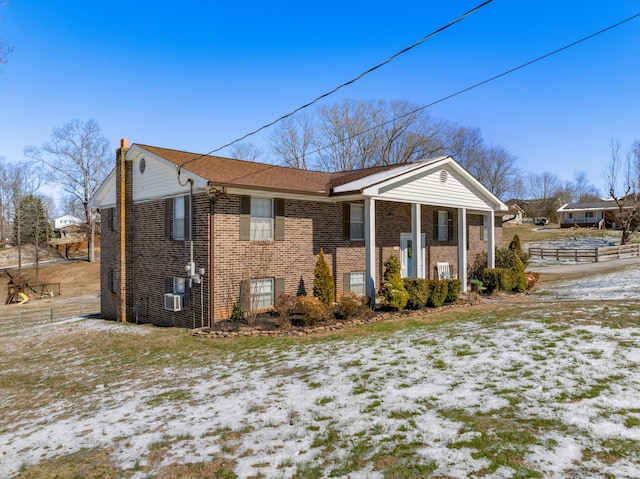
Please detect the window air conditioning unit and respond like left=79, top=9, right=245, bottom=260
left=164, top=293, right=183, bottom=312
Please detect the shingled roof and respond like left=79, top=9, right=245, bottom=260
left=140, top=144, right=411, bottom=196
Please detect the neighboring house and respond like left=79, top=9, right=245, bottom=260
left=53, top=214, right=84, bottom=239
left=557, top=199, right=620, bottom=229
left=89, top=140, right=508, bottom=328
left=53, top=214, right=82, bottom=230
left=502, top=203, right=524, bottom=226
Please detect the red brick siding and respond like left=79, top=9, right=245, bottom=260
left=100, top=189, right=502, bottom=326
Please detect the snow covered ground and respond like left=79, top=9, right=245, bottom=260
left=2, top=260, right=640, bottom=478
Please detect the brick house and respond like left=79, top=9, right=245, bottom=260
left=89, top=140, right=507, bottom=328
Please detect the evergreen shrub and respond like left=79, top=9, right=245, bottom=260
left=313, top=248, right=335, bottom=306
left=381, top=255, right=409, bottom=311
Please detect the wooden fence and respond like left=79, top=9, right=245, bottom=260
left=528, top=243, right=640, bottom=262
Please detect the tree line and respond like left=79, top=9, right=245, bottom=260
left=0, top=119, right=111, bottom=275
left=231, top=98, right=602, bottom=206
left=3, top=102, right=638, bottom=269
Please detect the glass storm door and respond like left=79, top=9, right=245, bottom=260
left=400, top=233, right=425, bottom=278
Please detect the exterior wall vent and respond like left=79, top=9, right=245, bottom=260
left=139, top=157, right=146, bottom=174
left=164, top=293, right=183, bottom=311
left=439, top=169, right=448, bottom=184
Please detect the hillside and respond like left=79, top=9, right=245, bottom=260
left=0, top=245, right=100, bottom=306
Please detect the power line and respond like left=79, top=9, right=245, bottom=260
left=181, top=10, right=640, bottom=183
left=304, top=11, right=640, bottom=161
left=178, top=0, right=493, bottom=171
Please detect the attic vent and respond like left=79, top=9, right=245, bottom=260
left=439, top=169, right=448, bottom=184
left=139, top=158, right=146, bottom=174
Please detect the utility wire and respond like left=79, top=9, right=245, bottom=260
left=200, top=10, right=640, bottom=186
left=178, top=0, right=493, bottom=171
left=304, top=10, right=640, bottom=161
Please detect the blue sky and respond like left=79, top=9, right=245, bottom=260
left=1, top=0, right=639, bottom=202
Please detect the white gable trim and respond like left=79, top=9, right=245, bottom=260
left=88, top=145, right=209, bottom=209
left=334, top=156, right=507, bottom=212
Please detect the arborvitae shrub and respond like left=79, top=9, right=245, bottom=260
left=313, top=248, right=335, bottom=306
left=381, top=255, right=408, bottom=311
left=509, top=234, right=522, bottom=253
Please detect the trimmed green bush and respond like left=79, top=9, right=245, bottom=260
left=403, top=278, right=431, bottom=310
left=403, top=278, right=459, bottom=309
left=482, top=268, right=527, bottom=294
left=429, top=280, right=448, bottom=307
left=446, top=279, right=461, bottom=303
left=313, top=248, right=335, bottom=306
left=381, top=256, right=409, bottom=311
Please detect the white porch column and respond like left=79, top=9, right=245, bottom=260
left=364, top=198, right=376, bottom=306
left=487, top=212, right=496, bottom=269
left=411, top=203, right=423, bottom=278
left=458, top=208, right=467, bottom=292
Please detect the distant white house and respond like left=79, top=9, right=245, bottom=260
left=53, top=214, right=83, bottom=230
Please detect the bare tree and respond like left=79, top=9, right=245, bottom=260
left=565, top=170, right=600, bottom=203
left=606, top=138, right=640, bottom=245
left=24, top=119, right=111, bottom=262
left=2, top=161, right=43, bottom=275
left=269, top=113, right=315, bottom=169
left=0, top=2, right=12, bottom=68
left=470, top=146, right=519, bottom=200
left=315, top=99, right=375, bottom=171
left=526, top=171, right=561, bottom=220
left=228, top=142, right=265, bottom=163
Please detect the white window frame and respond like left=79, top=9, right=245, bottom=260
left=350, top=203, right=365, bottom=241
left=251, top=197, right=274, bottom=241
left=250, top=278, right=274, bottom=309
left=173, top=196, right=185, bottom=240
left=173, top=277, right=186, bottom=295
left=349, top=272, right=366, bottom=295
left=438, top=210, right=448, bottom=241
left=585, top=211, right=594, bottom=219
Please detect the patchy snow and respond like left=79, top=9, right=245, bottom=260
left=2, top=304, right=640, bottom=478
left=526, top=235, right=621, bottom=265
left=533, top=263, right=640, bottom=301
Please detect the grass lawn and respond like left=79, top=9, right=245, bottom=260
left=2, top=300, right=640, bottom=478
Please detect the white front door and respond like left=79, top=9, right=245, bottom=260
left=400, top=233, right=425, bottom=278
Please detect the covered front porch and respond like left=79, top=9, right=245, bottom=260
left=332, top=156, right=507, bottom=303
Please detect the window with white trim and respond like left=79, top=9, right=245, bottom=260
left=250, top=278, right=274, bottom=309
left=251, top=197, right=274, bottom=241
left=585, top=211, right=594, bottom=219
left=350, top=204, right=365, bottom=241
left=437, top=210, right=449, bottom=241
left=348, top=272, right=366, bottom=295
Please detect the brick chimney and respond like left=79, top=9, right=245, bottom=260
left=116, top=138, right=131, bottom=322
